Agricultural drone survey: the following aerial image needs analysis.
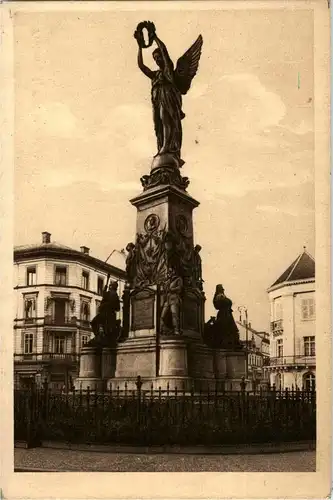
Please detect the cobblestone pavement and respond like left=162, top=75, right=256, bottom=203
left=15, top=448, right=316, bottom=472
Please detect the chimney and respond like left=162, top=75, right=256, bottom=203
left=42, top=232, right=51, bottom=244
left=80, top=246, right=90, bottom=255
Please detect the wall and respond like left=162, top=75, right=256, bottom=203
left=268, top=281, right=315, bottom=358
left=14, top=255, right=126, bottom=357
left=268, top=280, right=315, bottom=390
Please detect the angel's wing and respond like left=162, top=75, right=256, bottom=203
left=174, top=35, right=203, bottom=95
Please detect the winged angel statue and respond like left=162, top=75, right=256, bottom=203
left=134, top=21, right=203, bottom=168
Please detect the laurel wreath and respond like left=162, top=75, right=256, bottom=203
left=134, top=21, right=156, bottom=49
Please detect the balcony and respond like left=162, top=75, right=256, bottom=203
left=23, top=317, right=37, bottom=325
left=269, top=355, right=316, bottom=368
left=44, top=315, right=77, bottom=327
left=270, top=319, right=283, bottom=336
left=14, top=352, right=80, bottom=363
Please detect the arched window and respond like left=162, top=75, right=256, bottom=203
left=303, top=372, right=315, bottom=391
left=275, top=373, right=282, bottom=390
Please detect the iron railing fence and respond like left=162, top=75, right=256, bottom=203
left=14, top=353, right=80, bottom=362
left=14, top=376, right=316, bottom=448
left=269, top=355, right=316, bottom=366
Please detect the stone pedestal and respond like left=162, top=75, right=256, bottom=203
left=101, top=347, right=116, bottom=379
left=78, top=346, right=101, bottom=378
left=114, top=337, right=157, bottom=380
left=226, top=351, right=247, bottom=378
left=159, top=338, right=188, bottom=377
left=74, top=346, right=104, bottom=391
left=188, top=341, right=215, bottom=379
left=214, top=349, right=228, bottom=378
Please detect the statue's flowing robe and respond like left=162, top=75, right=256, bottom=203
left=151, top=68, right=184, bottom=158
left=213, top=293, right=239, bottom=336
left=96, top=290, right=120, bottom=335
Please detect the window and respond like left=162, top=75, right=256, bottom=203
left=97, top=277, right=104, bottom=296
left=81, top=335, right=89, bottom=347
left=24, top=333, right=34, bottom=354
left=82, top=271, right=89, bottom=290
left=81, top=302, right=90, bottom=322
left=96, top=299, right=101, bottom=313
left=303, top=372, right=315, bottom=391
left=55, top=266, right=67, bottom=286
left=274, top=299, right=283, bottom=320
left=54, top=298, right=66, bottom=323
left=54, top=335, right=65, bottom=354
left=24, top=298, right=35, bottom=320
left=301, top=298, right=315, bottom=320
left=276, top=339, right=283, bottom=357
left=275, top=373, right=282, bottom=390
left=304, top=336, right=315, bottom=356
left=26, top=267, right=36, bottom=286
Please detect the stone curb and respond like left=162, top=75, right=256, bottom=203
left=15, top=439, right=316, bottom=456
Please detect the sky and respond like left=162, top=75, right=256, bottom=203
left=14, top=8, right=315, bottom=331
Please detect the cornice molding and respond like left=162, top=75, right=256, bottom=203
left=14, top=247, right=126, bottom=279
left=267, top=278, right=315, bottom=294
left=14, top=283, right=120, bottom=297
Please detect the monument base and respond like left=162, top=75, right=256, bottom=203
left=74, top=377, right=105, bottom=391
left=106, top=334, right=249, bottom=392
left=74, top=345, right=116, bottom=392
left=74, top=332, right=250, bottom=393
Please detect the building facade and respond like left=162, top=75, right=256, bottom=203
left=266, top=249, right=315, bottom=391
left=14, top=232, right=126, bottom=390
left=236, top=319, right=270, bottom=390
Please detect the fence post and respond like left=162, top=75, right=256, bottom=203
left=240, top=377, right=247, bottom=437
left=26, top=381, right=41, bottom=448
left=42, top=377, right=49, bottom=421
left=136, top=375, right=143, bottom=426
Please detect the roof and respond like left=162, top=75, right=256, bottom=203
left=14, top=241, right=126, bottom=279
left=14, top=242, right=75, bottom=252
left=270, top=249, right=315, bottom=289
left=236, top=321, right=270, bottom=346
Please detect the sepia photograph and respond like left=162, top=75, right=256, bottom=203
left=0, top=0, right=330, bottom=498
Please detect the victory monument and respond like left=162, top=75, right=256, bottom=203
left=75, top=22, right=247, bottom=392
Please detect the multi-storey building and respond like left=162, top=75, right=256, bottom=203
left=266, top=248, right=315, bottom=391
left=236, top=319, right=270, bottom=389
left=14, top=232, right=126, bottom=390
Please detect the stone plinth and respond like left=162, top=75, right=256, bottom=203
left=114, top=337, right=157, bottom=380
left=78, top=346, right=101, bottom=378
left=74, top=345, right=104, bottom=391
left=213, top=349, right=228, bottom=378
left=74, top=377, right=105, bottom=391
left=159, top=337, right=188, bottom=377
left=226, top=351, right=247, bottom=378
left=188, top=341, right=215, bottom=379
left=101, top=347, right=117, bottom=379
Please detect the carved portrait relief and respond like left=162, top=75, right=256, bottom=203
left=175, top=214, right=189, bottom=237
left=144, top=213, right=160, bottom=233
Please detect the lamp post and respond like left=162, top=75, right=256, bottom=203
left=238, top=306, right=249, bottom=379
